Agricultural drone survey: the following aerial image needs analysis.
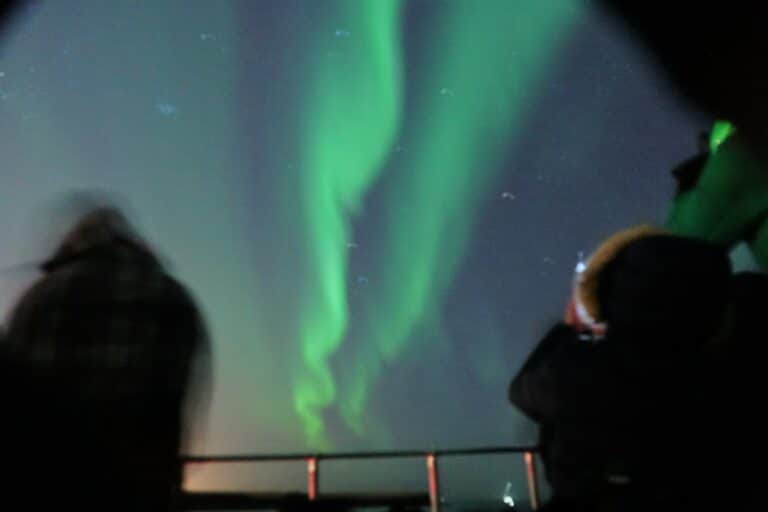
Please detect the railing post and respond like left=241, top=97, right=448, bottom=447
left=307, top=456, right=319, bottom=501
left=524, top=451, right=540, bottom=510
left=426, top=453, right=441, bottom=512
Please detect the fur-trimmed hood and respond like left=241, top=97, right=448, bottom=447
left=567, top=225, right=731, bottom=343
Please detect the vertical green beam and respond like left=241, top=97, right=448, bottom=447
left=293, top=0, right=403, bottom=448
left=339, top=0, right=580, bottom=434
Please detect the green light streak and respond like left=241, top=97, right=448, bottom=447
left=667, top=130, right=768, bottom=253
left=709, top=120, right=736, bottom=153
left=337, top=0, right=580, bottom=436
left=668, top=121, right=768, bottom=269
left=293, top=0, right=403, bottom=448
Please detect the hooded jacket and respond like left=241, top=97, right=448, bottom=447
left=1, top=207, right=209, bottom=511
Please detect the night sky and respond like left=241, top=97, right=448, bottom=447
left=0, top=0, right=720, bottom=505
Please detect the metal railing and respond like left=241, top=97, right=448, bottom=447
left=183, top=445, right=541, bottom=511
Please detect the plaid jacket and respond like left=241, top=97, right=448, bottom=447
left=4, top=231, right=208, bottom=398
left=1, top=213, right=209, bottom=509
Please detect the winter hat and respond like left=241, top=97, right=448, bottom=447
left=598, top=233, right=731, bottom=342
left=567, top=225, right=731, bottom=344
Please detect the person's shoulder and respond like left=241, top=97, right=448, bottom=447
left=541, top=323, right=606, bottom=352
left=543, top=322, right=580, bottom=343
left=154, top=274, right=207, bottom=330
left=519, top=323, right=593, bottom=373
left=158, top=273, right=199, bottom=305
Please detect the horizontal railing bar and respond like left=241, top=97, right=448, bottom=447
left=182, top=445, right=538, bottom=464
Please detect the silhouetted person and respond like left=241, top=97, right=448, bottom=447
left=510, top=228, right=732, bottom=511
left=1, top=200, right=210, bottom=511
left=700, top=271, right=768, bottom=511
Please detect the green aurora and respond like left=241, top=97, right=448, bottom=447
left=293, top=0, right=580, bottom=447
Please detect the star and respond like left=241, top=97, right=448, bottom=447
left=155, top=101, right=179, bottom=116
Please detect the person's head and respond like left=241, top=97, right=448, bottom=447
left=597, top=234, right=732, bottom=346
left=37, top=190, right=154, bottom=270
left=53, top=206, right=135, bottom=254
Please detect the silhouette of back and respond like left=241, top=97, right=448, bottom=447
left=1, top=203, right=210, bottom=511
